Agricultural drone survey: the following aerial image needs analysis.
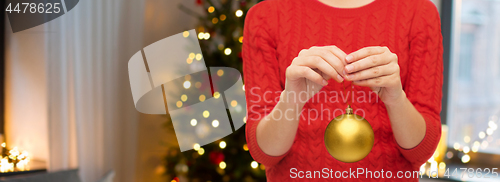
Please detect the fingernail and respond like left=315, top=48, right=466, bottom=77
left=337, top=75, right=344, bottom=82
left=346, top=55, right=353, bottom=62
left=342, top=70, right=347, bottom=76
left=322, top=80, right=328, bottom=86
left=345, top=65, right=353, bottom=72
left=345, top=74, right=351, bottom=80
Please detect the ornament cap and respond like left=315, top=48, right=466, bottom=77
left=346, top=105, right=353, bottom=114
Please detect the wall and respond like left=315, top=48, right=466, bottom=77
left=4, top=23, right=49, bottom=163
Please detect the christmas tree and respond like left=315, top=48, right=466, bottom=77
left=164, top=0, right=265, bottom=181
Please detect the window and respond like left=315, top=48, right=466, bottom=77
left=458, top=32, right=473, bottom=81
left=447, top=0, right=500, bottom=154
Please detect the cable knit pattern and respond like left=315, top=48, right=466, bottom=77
left=242, top=0, right=443, bottom=181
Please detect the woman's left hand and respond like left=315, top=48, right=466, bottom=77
left=343, top=46, right=404, bottom=106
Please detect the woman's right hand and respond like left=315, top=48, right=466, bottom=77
left=283, top=46, right=347, bottom=107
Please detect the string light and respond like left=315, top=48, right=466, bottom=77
left=219, top=161, right=226, bottom=169
left=473, top=141, right=480, bottom=148
left=463, top=146, right=470, bottom=154
left=198, top=32, right=210, bottom=40
left=472, top=145, right=479, bottom=153
left=190, top=119, right=197, bottom=126
left=183, top=31, right=190, bottom=38
left=189, top=53, right=195, bottom=59
left=212, top=18, right=219, bottom=24
left=224, top=48, right=232, bottom=55
left=186, top=58, right=193, bottom=64
left=243, top=116, right=246, bottom=123
left=176, top=101, right=183, bottom=108
left=446, top=151, right=453, bottom=159
left=181, top=95, right=188, bottom=102
left=195, top=82, right=202, bottom=88
left=489, top=121, right=495, bottom=127
left=198, top=148, right=205, bottom=155
left=183, top=81, right=191, bottom=89
left=203, top=110, right=210, bottom=118
left=242, top=85, right=245, bottom=91
left=196, top=53, right=203, bottom=60
left=489, top=121, right=497, bottom=130
left=220, top=14, right=226, bottom=21
left=243, top=144, right=248, bottom=151
left=461, top=154, right=470, bottom=163
left=219, top=141, right=226, bottom=149
left=486, top=128, right=493, bottom=135
left=208, top=6, right=215, bottom=13
left=239, top=36, right=243, bottom=43
left=199, top=95, right=206, bottom=102
left=479, top=131, right=485, bottom=139
left=214, top=92, right=221, bottom=99
left=0, top=143, right=31, bottom=173
left=453, top=114, right=499, bottom=159
left=235, top=10, right=243, bottom=17
left=464, top=136, right=470, bottom=143
left=217, top=69, right=224, bottom=76
left=0, top=158, right=12, bottom=173
left=251, top=161, right=258, bottom=169
left=212, top=120, right=220, bottom=128
left=231, top=100, right=237, bottom=107
left=193, top=143, right=201, bottom=151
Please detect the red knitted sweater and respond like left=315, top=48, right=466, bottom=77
left=242, top=0, right=443, bottom=181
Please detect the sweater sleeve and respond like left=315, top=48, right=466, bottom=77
left=242, top=0, right=287, bottom=167
left=397, top=0, right=443, bottom=167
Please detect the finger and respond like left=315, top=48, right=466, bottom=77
left=301, top=46, right=348, bottom=62
left=345, top=46, right=386, bottom=63
left=324, top=46, right=349, bottom=76
left=344, top=54, right=391, bottom=74
left=324, top=46, right=348, bottom=65
left=297, top=66, right=329, bottom=86
left=286, top=65, right=327, bottom=86
left=295, top=56, right=344, bottom=83
left=300, top=47, right=346, bottom=77
left=345, top=63, right=397, bottom=81
left=352, top=74, right=396, bottom=88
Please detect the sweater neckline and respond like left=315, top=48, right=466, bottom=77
left=304, top=0, right=390, bottom=17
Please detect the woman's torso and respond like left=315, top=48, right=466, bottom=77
left=263, top=0, right=421, bottom=181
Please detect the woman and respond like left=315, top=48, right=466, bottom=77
left=242, top=0, right=443, bottom=181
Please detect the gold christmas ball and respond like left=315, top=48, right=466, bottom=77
left=324, top=105, right=374, bottom=163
